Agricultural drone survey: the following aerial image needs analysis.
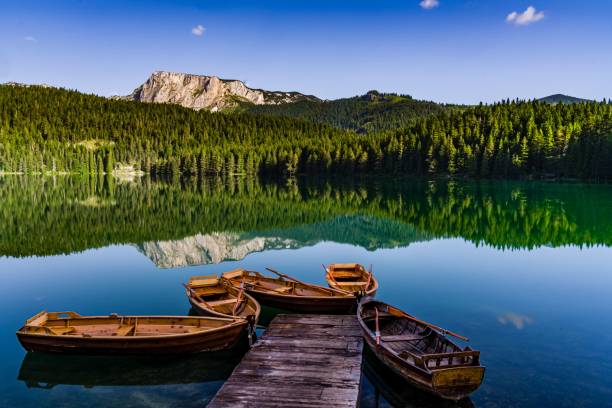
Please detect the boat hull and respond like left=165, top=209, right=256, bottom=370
left=246, top=290, right=357, bottom=314
left=358, top=300, right=485, bottom=401
left=325, top=263, right=378, bottom=297
left=187, top=288, right=261, bottom=325
left=362, top=333, right=483, bottom=400
left=361, top=346, right=476, bottom=408
left=17, top=321, right=248, bottom=355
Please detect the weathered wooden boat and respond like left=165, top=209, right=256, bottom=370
left=362, top=347, right=475, bottom=408
left=221, top=268, right=357, bottom=314
left=17, top=311, right=248, bottom=355
left=185, top=275, right=260, bottom=324
left=325, top=263, right=378, bottom=296
left=357, top=300, right=485, bottom=401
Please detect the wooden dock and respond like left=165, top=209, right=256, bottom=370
left=208, top=314, right=363, bottom=407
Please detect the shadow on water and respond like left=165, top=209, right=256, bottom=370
left=360, top=347, right=475, bottom=408
left=257, top=304, right=297, bottom=327
left=17, top=347, right=247, bottom=389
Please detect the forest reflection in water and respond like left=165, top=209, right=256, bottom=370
left=0, top=175, right=610, bottom=261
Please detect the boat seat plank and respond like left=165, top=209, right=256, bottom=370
left=222, top=269, right=245, bottom=280
left=207, top=299, right=238, bottom=307
left=272, top=286, right=292, bottom=293
left=334, top=281, right=367, bottom=286
left=330, top=263, right=359, bottom=269
left=115, top=324, right=135, bottom=336
left=189, top=278, right=219, bottom=288
left=193, top=287, right=227, bottom=295
left=381, top=334, right=426, bottom=342
left=48, top=326, right=76, bottom=335
left=331, top=272, right=361, bottom=278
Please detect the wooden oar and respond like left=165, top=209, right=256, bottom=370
left=387, top=307, right=469, bottom=342
left=365, top=265, right=373, bottom=290
left=322, top=264, right=340, bottom=286
left=320, top=264, right=360, bottom=296
left=232, top=277, right=246, bottom=316
left=182, top=283, right=209, bottom=305
left=265, top=267, right=352, bottom=296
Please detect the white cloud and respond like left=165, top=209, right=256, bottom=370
left=497, top=312, right=534, bottom=330
left=191, top=24, right=205, bottom=36
left=506, top=6, right=545, bottom=26
left=24, top=36, right=37, bottom=43
left=420, top=0, right=439, bottom=9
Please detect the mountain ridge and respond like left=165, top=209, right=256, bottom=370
left=538, top=94, right=592, bottom=104
left=118, top=71, right=320, bottom=111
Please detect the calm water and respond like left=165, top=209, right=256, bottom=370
left=1, top=176, right=611, bottom=408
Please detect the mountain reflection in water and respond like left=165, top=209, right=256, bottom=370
left=1, top=176, right=609, bottom=262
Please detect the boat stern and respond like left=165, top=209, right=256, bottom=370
left=431, top=366, right=485, bottom=400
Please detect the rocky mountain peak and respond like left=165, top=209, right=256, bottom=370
left=121, top=71, right=319, bottom=111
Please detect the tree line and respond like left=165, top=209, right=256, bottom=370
left=241, top=90, right=456, bottom=133
left=1, top=85, right=610, bottom=179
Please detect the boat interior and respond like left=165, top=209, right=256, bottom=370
left=222, top=269, right=351, bottom=297
left=362, top=305, right=480, bottom=370
left=20, top=311, right=236, bottom=337
left=327, top=263, right=371, bottom=291
left=187, top=275, right=255, bottom=318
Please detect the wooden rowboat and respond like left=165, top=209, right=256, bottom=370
left=325, top=263, right=378, bottom=296
left=221, top=268, right=357, bottom=314
left=362, top=347, right=475, bottom=408
left=185, top=275, right=260, bottom=324
left=17, top=311, right=248, bottom=355
left=357, top=300, right=485, bottom=401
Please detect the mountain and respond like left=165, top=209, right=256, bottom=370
left=137, top=233, right=298, bottom=268
left=136, top=215, right=431, bottom=268
left=120, top=71, right=319, bottom=111
left=3, top=82, right=52, bottom=89
left=241, top=90, right=458, bottom=133
left=118, top=73, right=455, bottom=131
left=538, top=94, right=592, bottom=104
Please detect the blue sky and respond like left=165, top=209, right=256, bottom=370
left=1, top=0, right=611, bottom=104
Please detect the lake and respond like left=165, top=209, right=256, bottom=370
left=1, top=175, right=611, bottom=407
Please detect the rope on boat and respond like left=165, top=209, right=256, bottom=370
left=232, top=277, right=246, bottom=316
left=247, top=315, right=256, bottom=347
left=375, top=308, right=381, bottom=345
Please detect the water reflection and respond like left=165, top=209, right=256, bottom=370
left=17, top=348, right=246, bottom=389
left=137, top=233, right=298, bottom=268
left=496, top=313, right=535, bottom=330
left=1, top=176, right=610, bottom=261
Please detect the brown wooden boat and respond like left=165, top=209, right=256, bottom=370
left=325, top=263, right=378, bottom=296
left=17, top=310, right=248, bottom=355
left=185, top=275, right=260, bottom=324
left=357, top=300, right=485, bottom=401
left=221, top=268, right=357, bottom=314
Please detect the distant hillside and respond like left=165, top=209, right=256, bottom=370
left=240, top=90, right=458, bottom=133
left=2, top=84, right=611, bottom=180
left=538, top=94, right=592, bottom=104
left=116, top=73, right=454, bottom=131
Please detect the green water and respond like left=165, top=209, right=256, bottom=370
left=1, top=176, right=611, bottom=407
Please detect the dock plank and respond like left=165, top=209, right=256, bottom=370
left=208, top=314, right=363, bottom=408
